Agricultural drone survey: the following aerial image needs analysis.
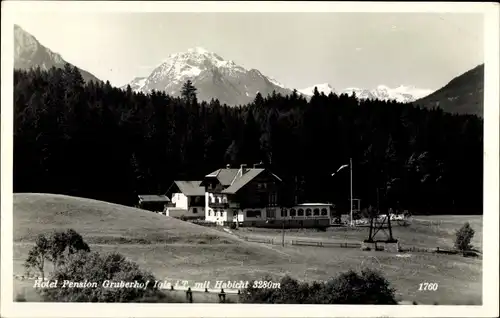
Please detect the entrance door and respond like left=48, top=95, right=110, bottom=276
left=266, top=208, right=276, bottom=219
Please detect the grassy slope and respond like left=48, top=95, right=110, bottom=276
left=13, top=193, right=482, bottom=305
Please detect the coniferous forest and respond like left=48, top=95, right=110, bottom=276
left=13, top=65, right=483, bottom=215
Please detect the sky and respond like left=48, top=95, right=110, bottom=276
left=12, top=11, right=484, bottom=91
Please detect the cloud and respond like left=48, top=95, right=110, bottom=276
left=355, top=47, right=363, bottom=52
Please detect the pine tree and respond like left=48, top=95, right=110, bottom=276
left=181, top=80, right=197, bottom=104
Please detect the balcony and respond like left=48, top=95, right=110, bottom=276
left=229, top=202, right=240, bottom=209
left=208, top=201, right=229, bottom=208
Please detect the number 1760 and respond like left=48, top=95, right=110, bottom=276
left=419, top=282, right=438, bottom=291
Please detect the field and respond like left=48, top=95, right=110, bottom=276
left=13, top=193, right=483, bottom=305
left=236, top=214, right=483, bottom=251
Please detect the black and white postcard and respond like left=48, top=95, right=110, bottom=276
left=1, top=1, right=498, bottom=317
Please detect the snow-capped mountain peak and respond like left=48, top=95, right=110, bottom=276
left=265, top=76, right=286, bottom=88
left=340, top=85, right=433, bottom=103
left=298, top=83, right=334, bottom=96
left=123, top=47, right=292, bottom=105
left=297, top=83, right=433, bottom=103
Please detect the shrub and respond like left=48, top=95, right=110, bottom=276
left=39, top=251, right=174, bottom=302
left=454, top=222, right=475, bottom=254
left=24, top=229, right=91, bottom=280
left=24, top=234, right=50, bottom=281
left=15, top=293, right=27, bottom=302
left=229, top=223, right=237, bottom=230
left=320, top=269, right=397, bottom=304
left=240, top=269, right=397, bottom=304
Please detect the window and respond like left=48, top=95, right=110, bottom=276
left=222, top=196, right=228, bottom=203
left=233, top=211, right=238, bottom=216
left=321, top=208, right=328, bottom=216
left=281, top=209, right=288, bottom=217
left=208, top=210, right=211, bottom=216
left=269, top=193, right=278, bottom=206
left=246, top=210, right=262, bottom=218
left=298, top=209, right=304, bottom=216
left=313, top=208, right=320, bottom=216
left=306, top=208, right=312, bottom=216
left=290, top=209, right=296, bottom=217
left=193, top=207, right=198, bottom=214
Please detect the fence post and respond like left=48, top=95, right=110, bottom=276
left=219, top=288, right=226, bottom=303
left=186, top=287, right=193, bottom=303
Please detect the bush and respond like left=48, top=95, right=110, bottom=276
left=24, top=229, right=91, bottom=280
left=229, top=222, right=237, bottom=230
left=39, top=251, right=174, bottom=302
left=15, top=293, right=27, bottom=302
left=454, top=222, right=475, bottom=254
left=240, top=269, right=397, bottom=304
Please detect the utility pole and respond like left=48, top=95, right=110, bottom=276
left=350, top=157, right=353, bottom=227
left=282, top=220, right=285, bottom=247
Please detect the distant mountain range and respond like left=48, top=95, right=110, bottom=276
left=14, top=25, right=101, bottom=83
left=122, top=47, right=434, bottom=105
left=298, top=83, right=433, bottom=104
left=413, top=64, right=484, bottom=117
left=14, top=26, right=483, bottom=116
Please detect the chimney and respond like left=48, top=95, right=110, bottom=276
left=239, top=164, right=248, bottom=175
left=253, top=161, right=264, bottom=168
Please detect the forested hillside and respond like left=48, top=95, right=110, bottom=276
left=414, top=64, right=484, bottom=117
left=13, top=65, right=483, bottom=214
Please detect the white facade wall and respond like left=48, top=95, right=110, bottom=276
left=166, top=192, right=204, bottom=218
left=204, top=192, right=231, bottom=225
left=204, top=204, right=333, bottom=224
left=171, top=192, right=188, bottom=209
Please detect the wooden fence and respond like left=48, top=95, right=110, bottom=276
left=241, top=236, right=361, bottom=249
left=243, top=236, right=275, bottom=244
left=240, top=235, right=481, bottom=258
left=291, top=240, right=361, bottom=248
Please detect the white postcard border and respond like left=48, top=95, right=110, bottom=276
left=1, top=2, right=498, bottom=318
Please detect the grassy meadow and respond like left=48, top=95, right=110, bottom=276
left=13, top=193, right=483, bottom=305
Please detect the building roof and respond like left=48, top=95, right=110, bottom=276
left=222, top=169, right=265, bottom=194
left=205, top=168, right=241, bottom=186
left=173, top=181, right=205, bottom=196
left=138, top=195, right=170, bottom=202
left=204, top=165, right=282, bottom=194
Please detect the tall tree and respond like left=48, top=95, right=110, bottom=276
left=181, top=80, right=197, bottom=105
